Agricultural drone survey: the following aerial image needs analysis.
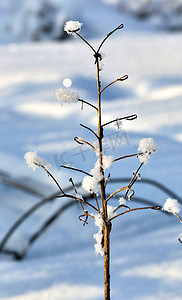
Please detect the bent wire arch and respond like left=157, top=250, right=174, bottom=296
left=0, top=177, right=181, bottom=260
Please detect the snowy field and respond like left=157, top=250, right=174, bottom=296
left=1, top=1, right=182, bottom=299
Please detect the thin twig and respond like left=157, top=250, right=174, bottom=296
left=110, top=205, right=161, bottom=221
left=78, top=99, right=98, bottom=111
left=113, top=204, right=130, bottom=213
left=97, top=24, right=124, bottom=53
left=75, top=32, right=97, bottom=54
left=100, top=75, right=128, bottom=93
left=74, top=137, right=96, bottom=151
left=114, top=152, right=143, bottom=163
left=123, top=162, right=144, bottom=200
left=175, top=213, right=182, bottom=222
left=60, top=165, right=93, bottom=177
left=69, top=178, right=78, bottom=194
left=102, top=114, right=137, bottom=128
left=106, top=186, right=134, bottom=203
left=105, top=173, right=110, bottom=188
left=64, top=193, right=98, bottom=212
left=41, top=165, right=64, bottom=195
left=80, top=123, right=99, bottom=139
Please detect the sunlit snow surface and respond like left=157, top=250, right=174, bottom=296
left=1, top=3, right=182, bottom=300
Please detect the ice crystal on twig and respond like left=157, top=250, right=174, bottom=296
left=24, top=151, right=51, bottom=171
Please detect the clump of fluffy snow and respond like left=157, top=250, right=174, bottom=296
left=138, top=137, right=158, bottom=153
left=54, top=87, right=79, bottom=104
left=107, top=205, right=116, bottom=220
left=102, top=155, right=114, bottom=170
left=93, top=213, right=103, bottom=256
left=82, top=176, right=99, bottom=194
left=24, top=151, right=51, bottom=171
left=138, top=137, right=158, bottom=164
left=162, top=198, right=181, bottom=215
left=82, top=155, right=113, bottom=194
left=64, top=20, right=83, bottom=35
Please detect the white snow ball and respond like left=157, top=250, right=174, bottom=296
left=162, top=198, right=181, bottom=215
left=54, top=87, right=79, bottom=103
left=138, top=137, right=158, bottom=154
left=24, top=151, right=51, bottom=171
left=63, top=78, right=72, bottom=88
left=64, top=20, right=83, bottom=35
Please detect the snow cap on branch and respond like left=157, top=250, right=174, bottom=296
left=93, top=213, right=103, bottom=256
left=138, top=137, right=158, bottom=153
left=24, top=151, right=51, bottom=171
left=138, top=137, right=158, bottom=164
left=64, top=20, right=83, bottom=35
left=162, top=198, right=180, bottom=215
left=54, top=87, right=79, bottom=104
left=107, top=205, right=116, bottom=220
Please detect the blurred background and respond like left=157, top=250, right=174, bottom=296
left=0, top=0, right=182, bottom=43
left=0, top=1, right=182, bottom=300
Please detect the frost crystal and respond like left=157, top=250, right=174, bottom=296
left=162, top=198, right=181, bottom=215
left=64, top=20, right=83, bottom=35
left=54, top=87, right=79, bottom=103
left=24, top=151, right=51, bottom=171
left=138, top=137, right=158, bottom=165
left=93, top=213, right=103, bottom=256
left=119, top=197, right=126, bottom=206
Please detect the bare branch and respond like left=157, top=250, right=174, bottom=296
left=102, top=114, right=137, bottom=128
left=75, top=32, right=97, bottom=54
left=175, top=213, right=182, bottom=222
left=100, top=75, right=128, bottom=93
left=74, top=136, right=96, bottom=151
left=114, top=152, right=143, bottom=163
left=106, top=186, right=134, bottom=203
left=110, top=205, right=161, bottom=221
left=64, top=193, right=98, bottom=212
left=40, top=165, right=64, bottom=195
left=97, top=24, right=124, bottom=53
left=60, top=165, right=93, bottom=177
left=78, top=99, right=98, bottom=111
left=80, top=123, right=99, bottom=139
left=105, top=173, right=110, bottom=188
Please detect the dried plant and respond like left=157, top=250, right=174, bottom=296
left=24, top=21, right=162, bottom=300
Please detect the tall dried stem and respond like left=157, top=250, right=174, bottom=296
left=95, top=54, right=111, bottom=300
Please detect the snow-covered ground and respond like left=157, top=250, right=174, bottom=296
left=1, top=1, right=182, bottom=299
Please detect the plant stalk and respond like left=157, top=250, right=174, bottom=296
left=96, top=54, right=111, bottom=300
